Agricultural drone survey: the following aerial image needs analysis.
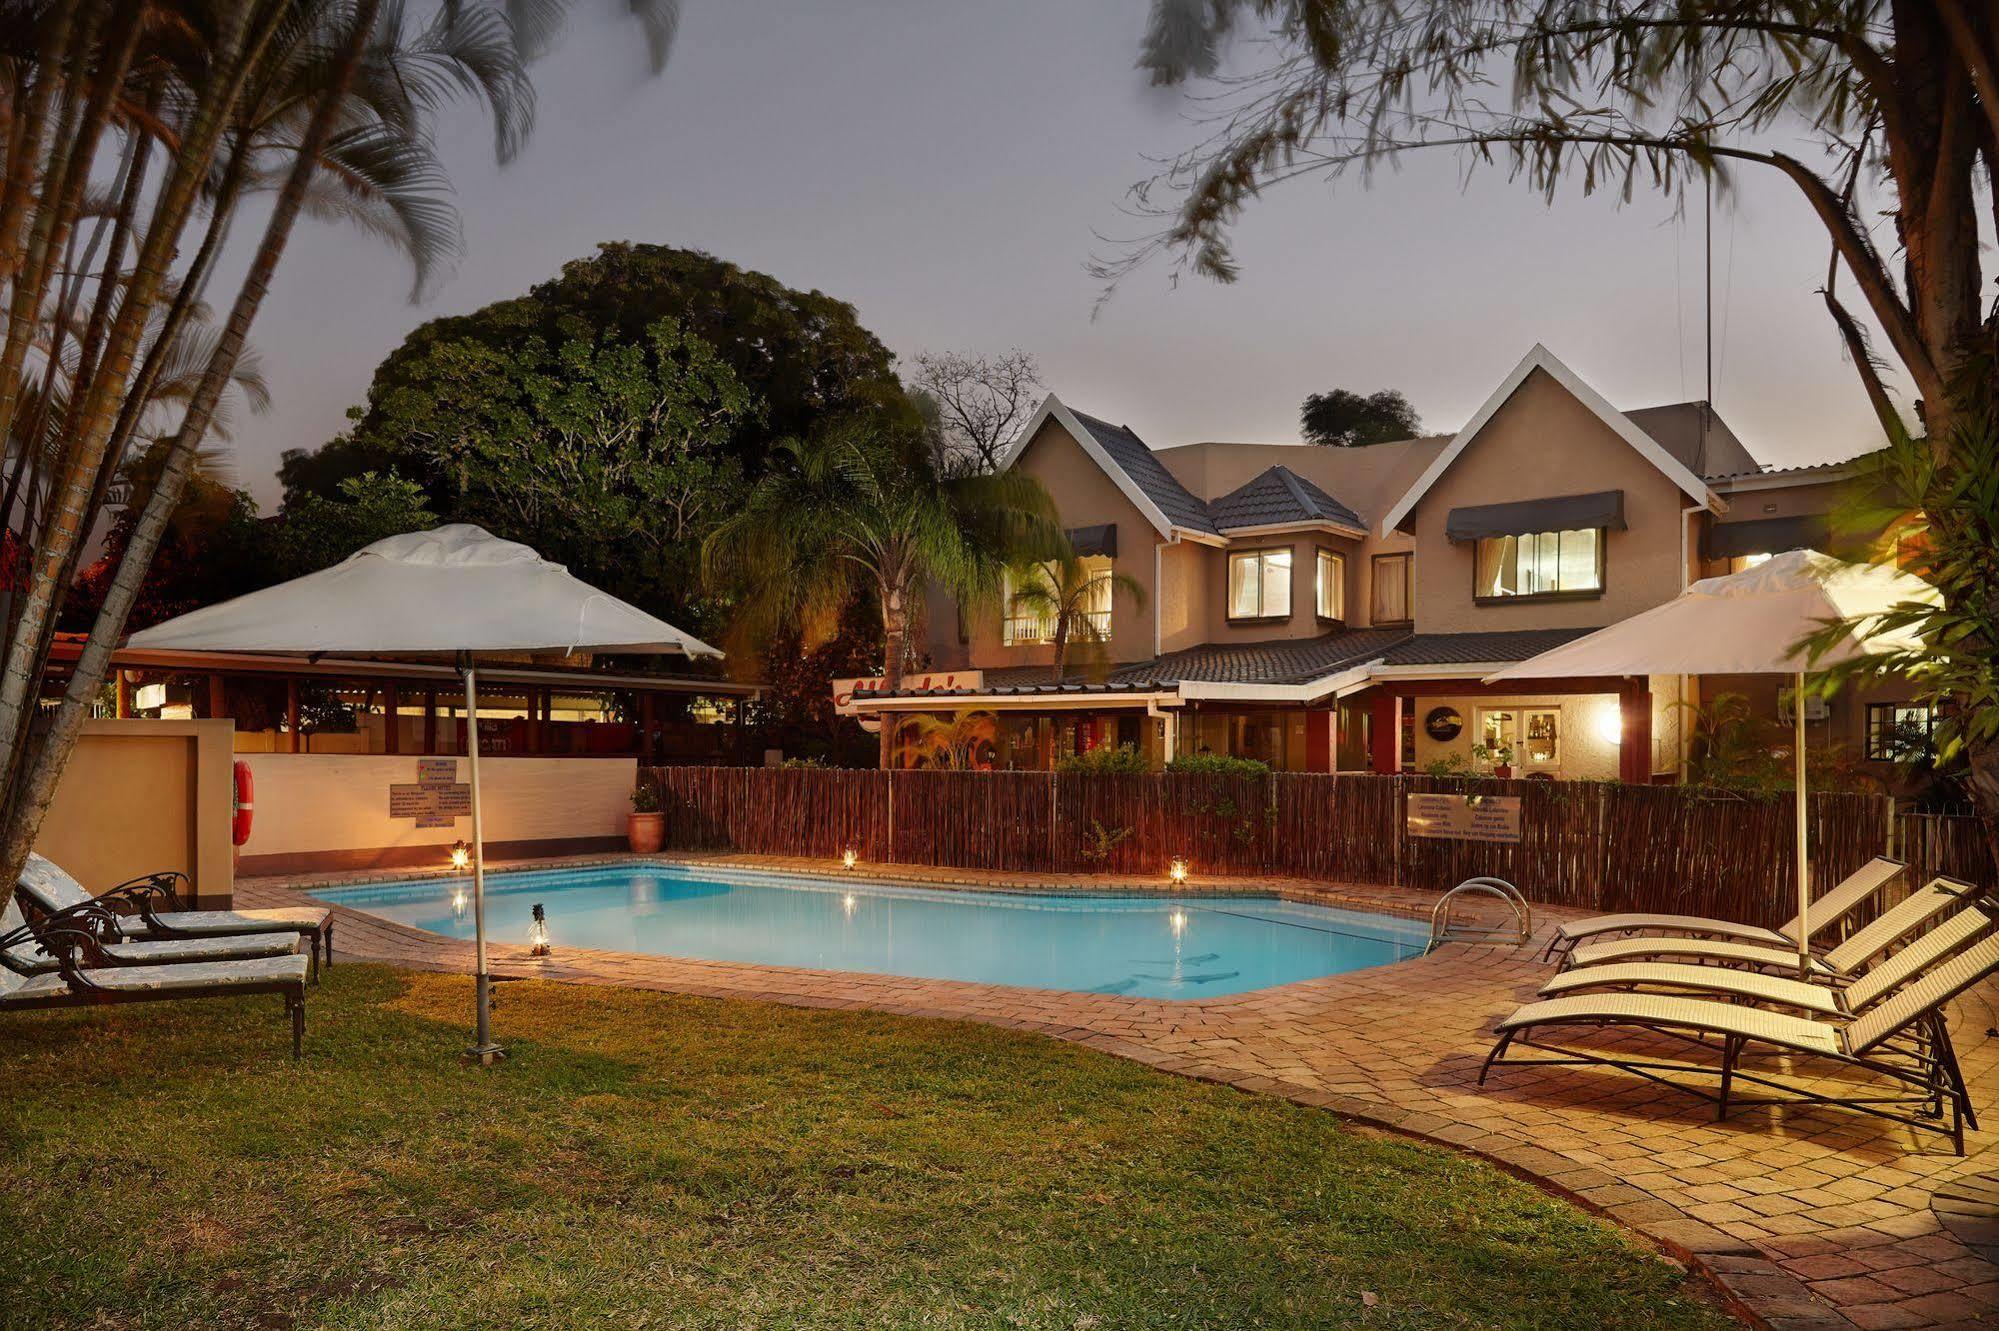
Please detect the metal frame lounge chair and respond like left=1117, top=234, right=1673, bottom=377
left=0, top=899, right=299, bottom=977
left=1561, top=876, right=1977, bottom=976
left=1481, top=921, right=1999, bottom=1154
left=14, top=853, right=332, bottom=974
left=1541, top=856, right=1906, bottom=964
left=1536, top=900, right=1997, bottom=1018
left=0, top=919, right=309, bottom=1058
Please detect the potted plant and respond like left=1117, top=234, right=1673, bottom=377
left=1471, top=743, right=1516, bottom=780
left=627, top=777, right=664, bottom=853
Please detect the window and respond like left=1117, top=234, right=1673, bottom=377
left=1228, top=547, right=1292, bottom=620
left=1521, top=708, right=1561, bottom=768
left=1371, top=553, right=1412, bottom=625
left=1727, top=552, right=1774, bottom=574
left=1474, top=528, right=1603, bottom=600
left=1315, top=548, right=1345, bottom=621
left=1866, top=702, right=1936, bottom=761
left=1003, top=557, right=1114, bottom=646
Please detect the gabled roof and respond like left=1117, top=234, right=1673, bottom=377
left=999, top=395, right=1221, bottom=541
left=1378, top=345, right=1725, bottom=536
left=1208, top=465, right=1367, bottom=536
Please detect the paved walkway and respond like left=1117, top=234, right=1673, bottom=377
left=245, top=855, right=1999, bottom=1331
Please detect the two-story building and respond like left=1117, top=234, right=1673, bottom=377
left=845, top=345, right=1926, bottom=781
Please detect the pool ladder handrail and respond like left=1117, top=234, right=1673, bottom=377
left=1424, top=877, right=1532, bottom=955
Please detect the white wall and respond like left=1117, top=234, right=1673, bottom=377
left=239, top=753, right=636, bottom=862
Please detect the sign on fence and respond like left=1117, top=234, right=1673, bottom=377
left=389, top=758, right=471, bottom=829
left=1406, top=792, right=1522, bottom=844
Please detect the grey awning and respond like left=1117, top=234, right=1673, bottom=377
left=1703, top=514, right=1827, bottom=560
left=1444, top=490, right=1626, bottom=542
left=1067, top=524, right=1117, bottom=557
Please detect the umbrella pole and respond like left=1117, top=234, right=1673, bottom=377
left=1794, top=670, right=1810, bottom=982
left=462, top=658, right=504, bottom=1064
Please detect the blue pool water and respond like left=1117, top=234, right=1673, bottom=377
left=316, top=864, right=1425, bottom=999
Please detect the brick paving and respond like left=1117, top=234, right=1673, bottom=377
left=242, top=854, right=1999, bottom=1331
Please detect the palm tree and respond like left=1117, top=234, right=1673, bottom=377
left=705, top=419, right=1061, bottom=765
left=1006, top=547, right=1145, bottom=683
left=894, top=711, right=999, bottom=770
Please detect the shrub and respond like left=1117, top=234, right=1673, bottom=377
left=1165, top=752, right=1270, bottom=777
left=1056, top=743, right=1150, bottom=774
left=1078, top=819, right=1132, bottom=864
left=630, top=778, right=662, bottom=814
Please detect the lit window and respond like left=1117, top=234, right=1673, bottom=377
left=1003, top=556, right=1114, bottom=645
left=1371, top=553, right=1412, bottom=624
left=1866, top=702, right=1935, bottom=761
left=1728, top=552, right=1774, bottom=574
left=1228, top=548, right=1292, bottom=619
left=1475, top=528, right=1602, bottom=599
left=1316, top=549, right=1345, bottom=620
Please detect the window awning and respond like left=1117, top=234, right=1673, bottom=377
left=1702, top=514, right=1827, bottom=560
left=1444, top=490, right=1626, bottom=543
left=1067, top=524, right=1117, bottom=557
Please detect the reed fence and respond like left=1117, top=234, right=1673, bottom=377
left=646, top=766, right=1976, bottom=922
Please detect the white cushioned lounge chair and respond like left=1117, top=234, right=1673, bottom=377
left=13, top=854, right=331, bottom=976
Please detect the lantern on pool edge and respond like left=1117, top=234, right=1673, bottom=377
left=842, top=846, right=858, bottom=870
left=528, top=902, right=551, bottom=958
left=1169, top=857, right=1189, bottom=884
left=449, top=839, right=471, bottom=871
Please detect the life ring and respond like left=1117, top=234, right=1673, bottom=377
left=232, top=761, right=254, bottom=846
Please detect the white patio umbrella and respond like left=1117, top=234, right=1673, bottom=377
left=1486, top=549, right=1936, bottom=978
left=128, top=524, right=722, bottom=1061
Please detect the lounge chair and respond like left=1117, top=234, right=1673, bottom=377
left=1481, top=922, right=1999, bottom=1153
left=1537, top=899, right=1997, bottom=1018
left=1541, top=856, right=1906, bottom=963
left=14, top=853, right=332, bottom=974
left=0, top=899, right=300, bottom=976
left=0, top=919, right=308, bottom=1058
left=1562, top=875, right=1976, bottom=977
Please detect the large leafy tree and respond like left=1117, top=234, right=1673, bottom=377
left=1120, top=1, right=1999, bottom=829
left=704, top=421, right=1061, bottom=765
left=331, top=315, right=755, bottom=632
left=0, top=0, right=675, bottom=914
left=1300, top=387, right=1421, bottom=447
left=284, top=242, right=913, bottom=504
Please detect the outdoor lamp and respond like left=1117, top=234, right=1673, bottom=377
left=842, top=846, right=858, bottom=870
left=1169, top=857, right=1189, bottom=884
left=449, top=839, right=471, bottom=871
left=528, top=902, right=551, bottom=958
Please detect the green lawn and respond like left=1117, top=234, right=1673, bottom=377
left=0, top=966, right=1735, bottom=1331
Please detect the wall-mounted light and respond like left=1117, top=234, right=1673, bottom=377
left=528, top=902, right=551, bottom=958
left=842, top=847, right=858, bottom=870
left=1169, top=857, right=1189, bottom=884
left=449, top=840, right=471, bottom=871
left=1594, top=704, right=1624, bottom=748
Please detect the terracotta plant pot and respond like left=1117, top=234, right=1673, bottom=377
left=1493, top=765, right=1513, bottom=780
left=627, top=811, right=664, bottom=854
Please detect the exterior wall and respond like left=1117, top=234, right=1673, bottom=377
left=235, top=753, right=637, bottom=875
left=961, top=417, right=1161, bottom=668
left=36, top=719, right=236, bottom=908
left=1402, top=368, right=1693, bottom=633
left=1156, top=540, right=1211, bottom=654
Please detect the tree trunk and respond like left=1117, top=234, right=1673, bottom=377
left=878, top=586, right=908, bottom=769
left=0, top=0, right=380, bottom=913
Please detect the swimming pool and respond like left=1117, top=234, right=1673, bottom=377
left=315, top=864, right=1426, bottom=999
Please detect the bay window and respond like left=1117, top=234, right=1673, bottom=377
left=1228, top=547, right=1292, bottom=620
left=1475, top=528, right=1603, bottom=600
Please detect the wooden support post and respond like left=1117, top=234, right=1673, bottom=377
left=423, top=688, right=437, bottom=755
left=384, top=681, right=400, bottom=755
left=527, top=689, right=543, bottom=755
left=285, top=678, right=300, bottom=754
left=1619, top=679, right=1653, bottom=784
left=639, top=692, right=656, bottom=764
left=206, top=673, right=227, bottom=723
left=1370, top=691, right=1400, bottom=775
left=114, top=671, right=132, bottom=718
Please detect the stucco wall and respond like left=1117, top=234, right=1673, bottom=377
left=1403, top=368, right=1692, bottom=633
left=1406, top=692, right=1626, bottom=781
left=236, top=753, right=637, bottom=874
left=37, top=719, right=235, bottom=907
left=963, top=417, right=1161, bottom=667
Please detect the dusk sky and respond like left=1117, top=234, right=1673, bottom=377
left=216, top=1, right=1901, bottom=507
